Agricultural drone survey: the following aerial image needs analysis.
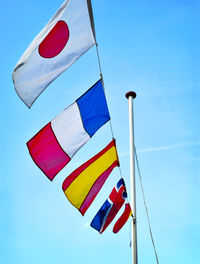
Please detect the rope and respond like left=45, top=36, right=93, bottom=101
left=134, top=146, right=160, bottom=264
left=95, top=43, right=116, bottom=143
left=91, top=0, right=115, bottom=144
left=93, top=11, right=159, bottom=261
left=96, top=42, right=135, bottom=253
left=95, top=43, right=103, bottom=79
left=95, top=45, right=129, bottom=192
left=96, top=37, right=159, bottom=264
left=129, top=216, right=133, bottom=248
left=87, top=4, right=161, bottom=263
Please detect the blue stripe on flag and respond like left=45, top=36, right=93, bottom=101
left=117, top=178, right=125, bottom=189
left=76, top=80, right=110, bottom=137
left=90, top=200, right=111, bottom=232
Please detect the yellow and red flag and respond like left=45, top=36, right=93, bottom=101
left=62, top=140, right=119, bottom=215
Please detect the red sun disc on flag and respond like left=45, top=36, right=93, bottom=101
left=39, top=20, right=70, bottom=58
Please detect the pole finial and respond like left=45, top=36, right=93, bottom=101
left=125, top=91, right=137, bottom=99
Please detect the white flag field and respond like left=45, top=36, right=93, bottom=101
left=12, top=0, right=96, bottom=108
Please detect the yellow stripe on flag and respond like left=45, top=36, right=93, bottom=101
left=65, top=145, right=118, bottom=209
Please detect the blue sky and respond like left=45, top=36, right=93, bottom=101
left=1, top=0, right=199, bottom=263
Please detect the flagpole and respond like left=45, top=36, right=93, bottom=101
left=126, top=91, right=138, bottom=264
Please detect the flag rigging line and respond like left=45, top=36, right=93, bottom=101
left=95, top=43, right=115, bottom=141
left=92, top=4, right=160, bottom=260
left=89, top=1, right=136, bottom=243
left=92, top=10, right=139, bottom=263
left=95, top=43, right=129, bottom=209
left=88, top=0, right=115, bottom=139
left=89, top=0, right=123, bottom=181
left=134, top=147, right=160, bottom=264
left=88, top=3, right=136, bottom=242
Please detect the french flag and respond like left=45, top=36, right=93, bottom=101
left=90, top=178, right=127, bottom=234
left=27, top=80, right=110, bottom=181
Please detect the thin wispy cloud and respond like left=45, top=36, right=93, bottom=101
left=120, top=142, right=200, bottom=156
left=138, top=142, right=200, bottom=153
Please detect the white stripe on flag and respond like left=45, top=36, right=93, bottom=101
left=51, top=102, right=90, bottom=158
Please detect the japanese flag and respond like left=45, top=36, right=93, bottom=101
left=12, top=0, right=96, bottom=107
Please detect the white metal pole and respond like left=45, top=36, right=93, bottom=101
left=126, top=91, right=138, bottom=264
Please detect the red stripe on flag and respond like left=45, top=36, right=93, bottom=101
left=27, top=122, right=70, bottom=180
left=113, top=203, right=132, bottom=233
left=100, top=185, right=126, bottom=233
left=62, top=139, right=118, bottom=190
left=79, top=161, right=119, bottom=216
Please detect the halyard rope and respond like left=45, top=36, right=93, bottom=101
left=135, top=147, right=160, bottom=264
